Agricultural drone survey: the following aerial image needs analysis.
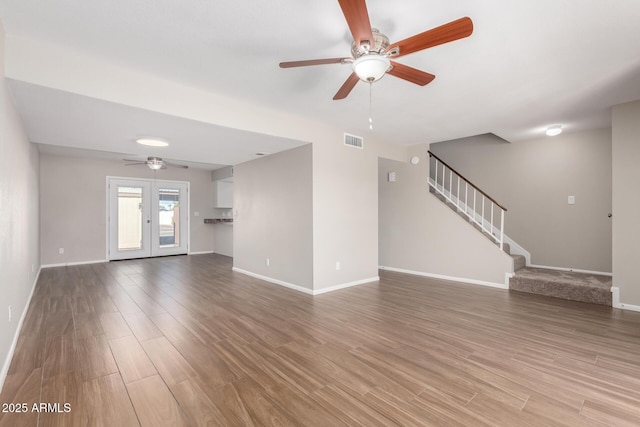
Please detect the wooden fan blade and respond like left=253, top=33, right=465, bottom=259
left=388, top=61, right=435, bottom=86
left=123, top=158, right=144, bottom=162
left=338, top=0, right=374, bottom=49
left=165, top=162, right=189, bottom=169
left=388, top=17, right=473, bottom=58
left=124, top=162, right=147, bottom=166
left=280, top=58, right=348, bottom=68
left=333, top=73, right=360, bottom=100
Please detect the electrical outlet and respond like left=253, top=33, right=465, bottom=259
left=58, top=248, right=64, bottom=255
left=8, top=306, right=12, bottom=323
left=336, top=261, right=341, bottom=270
left=266, top=258, right=270, bottom=267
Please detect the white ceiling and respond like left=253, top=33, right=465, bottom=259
left=1, top=0, right=640, bottom=167
left=7, top=80, right=306, bottom=169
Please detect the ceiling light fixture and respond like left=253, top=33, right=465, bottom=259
left=352, top=55, right=391, bottom=82
left=146, top=157, right=164, bottom=170
left=545, top=125, right=563, bottom=136
left=136, top=137, right=169, bottom=147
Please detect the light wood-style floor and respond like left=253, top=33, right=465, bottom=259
left=2, top=254, right=640, bottom=426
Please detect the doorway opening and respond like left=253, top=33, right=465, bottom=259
left=108, top=177, right=189, bottom=260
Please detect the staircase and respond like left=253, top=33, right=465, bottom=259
left=428, top=151, right=612, bottom=306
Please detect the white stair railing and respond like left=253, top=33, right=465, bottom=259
left=428, top=151, right=507, bottom=250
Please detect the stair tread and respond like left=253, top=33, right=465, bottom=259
left=510, top=267, right=612, bottom=306
left=513, top=267, right=611, bottom=289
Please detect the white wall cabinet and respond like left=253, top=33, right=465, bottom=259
left=214, top=181, right=233, bottom=208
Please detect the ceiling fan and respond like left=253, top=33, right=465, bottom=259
left=123, top=156, right=188, bottom=170
left=279, top=0, right=473, bottom=100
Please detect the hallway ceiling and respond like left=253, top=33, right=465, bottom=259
left=1, top=0, right=640, bottom=167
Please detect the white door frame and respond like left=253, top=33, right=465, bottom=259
left=106, top=176, right=190, bottom=260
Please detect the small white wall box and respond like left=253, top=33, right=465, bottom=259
left=388, top=172, right=397, bottom=182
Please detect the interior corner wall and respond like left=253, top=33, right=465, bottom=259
left=0, top=20, right=41, bottom=392
left=612, top=99, right=640, bottom=306
left=312, top=130, right=406, bottom=292
left=378, top=157, right=513, bottom=286
left=39, top=154, right=215, bottom=265
left=429, top=129, right=612, bottom=273
left=233, top=144, right=314, bottom=290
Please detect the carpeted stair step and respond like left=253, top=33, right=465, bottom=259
left=511, top=254, right=526, bottom=271
left=509, top=267, right=612, bottom=306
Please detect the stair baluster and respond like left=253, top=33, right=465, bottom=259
left=428, top=151, right=507, bottom=250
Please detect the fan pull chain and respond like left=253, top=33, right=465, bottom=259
left=369, top=81, right=373, bottom=131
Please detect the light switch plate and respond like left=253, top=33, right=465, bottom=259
left=568, top=195, right=575, bottom=205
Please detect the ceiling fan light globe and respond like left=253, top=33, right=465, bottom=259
left=353, top=55, right=390, bottom=82
left=147, top=157, right=165, bottom=170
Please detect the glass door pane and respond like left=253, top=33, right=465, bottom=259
left=117, top=186, right=144, bottom=251
left=158, top=188, right=180, bottom=248
left=151, top=182, right=188, bottom=257
left=109, top=178, right=151, bottom=260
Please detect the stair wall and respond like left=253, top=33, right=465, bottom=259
left=379, top=157, right=514, bottom=288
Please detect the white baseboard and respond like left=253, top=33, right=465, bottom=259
left=528, top=264, right=612, bottom=276
left=313, top=277, right=379, bottom=295
left=379, top=266, right=509, bottom=290
left=0, top=266, right=41, bottom=394
left=232, top=267, right=314, bottom=295
left=232, top=268, right=378, bottom=295
left=612, top=287, right=620, bottom=307
left=188, top=251, right=214, bottom=255
left=615, top=303, right=640, bottom=312
left=42, top=259, right=107, bottom=268
left=611, top=287, right=640, bottom=312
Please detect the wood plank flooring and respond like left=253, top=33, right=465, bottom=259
left=2, top=254, right=640, bottom=426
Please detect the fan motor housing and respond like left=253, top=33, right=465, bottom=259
left=351, top=28, right=390, bottom=57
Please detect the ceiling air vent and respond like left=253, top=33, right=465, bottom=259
left=344, top=133, right=364, bottom=149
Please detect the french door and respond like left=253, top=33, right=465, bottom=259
left=108, top=177, right=188, bottom=260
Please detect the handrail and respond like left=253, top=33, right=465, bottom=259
left=428, top=151, right=507, bottom=211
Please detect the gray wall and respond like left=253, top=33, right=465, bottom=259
left=0, top=21, right=41, bottom=391
left=233, top=144, right=313, bottom=290
left=39, top=154, right=215, bottom=265
left=379, top=157, right=513, bottom=286
left=612, top=100, right=640, bottom=306
left=429, top=129, right=612, bottom=273
left=311, top=131, right=406, bottom=291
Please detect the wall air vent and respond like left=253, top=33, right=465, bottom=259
left=344, top=133, right=364, bottom=149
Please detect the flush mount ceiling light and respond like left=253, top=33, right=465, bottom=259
left=352, top=54, right=391, bottom=82
left=545, top=125, right=563, bottom=136
left=136, top=137, right=169, bottom=147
